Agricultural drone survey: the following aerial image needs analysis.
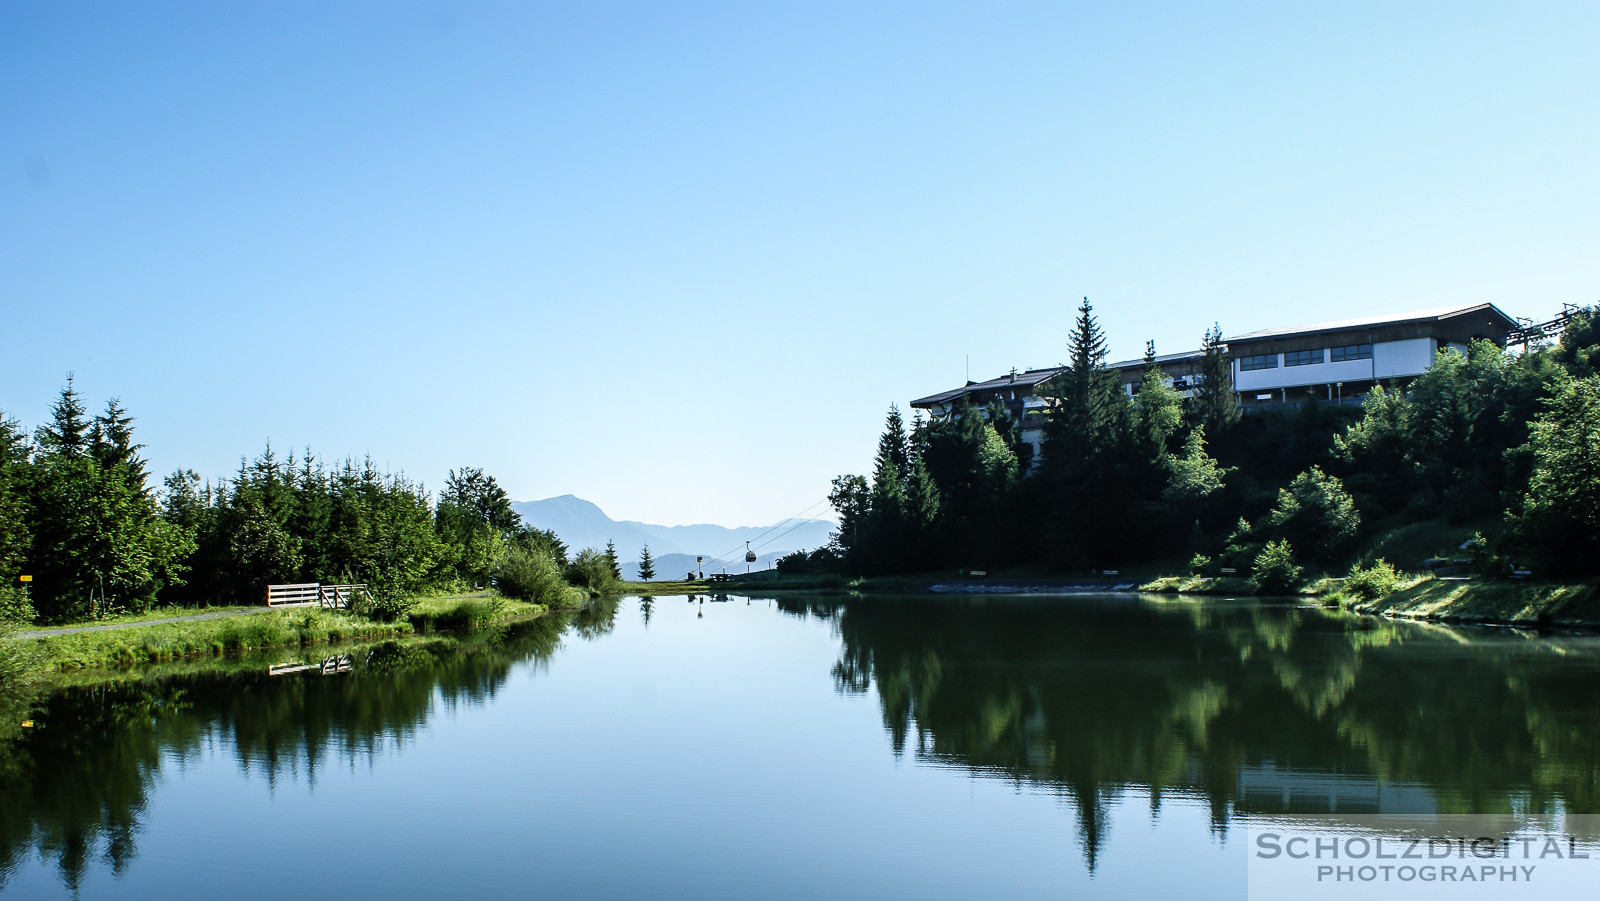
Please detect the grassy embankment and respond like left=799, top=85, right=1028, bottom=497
left=616, top=579, right=710, bottom=594
left=12, top=590, right=551, bottom=673
left=1347, top=579, right=1600, bottom=627
left=1140, top=518, right=1600, bottom=628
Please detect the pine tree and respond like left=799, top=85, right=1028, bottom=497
left=1038, top=297, right=1136, bottom=566
left=91, top=398, right=148, bottom=490
left=0, top=412, right=29, bottom=580
left=605, top=539, right=622, bottom=580
left=1134, top=340, right=1184, bottom=459
left=638, top=543, right=656, bottom=581
left=37, top=377, right=90, bottom=457
left=1192, top=324, right=1240, bottom=434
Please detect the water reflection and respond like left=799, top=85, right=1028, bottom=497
left=0, top=614, right=576, bottom=892
left=779, top=594, right=1600, bottom=869
left=2, top=592, right=1598, bottom=893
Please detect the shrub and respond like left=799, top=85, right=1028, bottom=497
left=1251, top=540, right=1303, bottom=595
left=1342, top=558, right=1401, bottom=602
left=351, top=588, right=418, bottom=623
left=563, top=548, right=620, bottom=594
left=1253, top=466, right=1361, bottom=564
left=1188, top=553, right=1212, bottom=576
left=496, top=545, right=569, bottom=604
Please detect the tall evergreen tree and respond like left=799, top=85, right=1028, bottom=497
left=638, top=544, right=656, bottom=581
left=1038, top=298, right=1136, bottom=566
left=0, top=413, right=30, bottom=582
left=1134, top=340, right=1184, bottom=460
left=604, top=539, right=622, bottom=581
left=1191, top=324, right=1240, bottom=434
left=36, top=377, right=90, bottom=457
left=91, top=398, right=148, bottom=490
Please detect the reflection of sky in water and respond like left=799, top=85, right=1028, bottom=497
left=3, top=594, right=1598, bottom=899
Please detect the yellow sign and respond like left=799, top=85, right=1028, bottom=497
left=17, top=575, right=29, bottom=582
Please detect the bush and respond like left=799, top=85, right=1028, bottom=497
left=1251, top=540, right=1303, bottom=595
left=1, top=587, right=41, bottom=692
left=1342, top=558, right=1401, bottom=602
left=563, top=548, right=620, bottom=594
left=496, top=546, right=570, bottom=604
left=1188, top=553, right=1212, bottom=576
left=1253, top=466, right=1361, bottom=564
left=351, top=588, right=418, bottom=623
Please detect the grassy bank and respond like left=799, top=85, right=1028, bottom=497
left=15, top=591, right=553, bottom=674
left=617, top=579, right=711, bottom=594
left=1139, top=575, right=1260, bottom=596
left=32, top=608, right=410, bottom=671
left=1348, top=579, right=1600, bottom=627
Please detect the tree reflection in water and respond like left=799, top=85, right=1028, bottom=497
left=780, top=594, right=1600, bottom=871
left=0, top=613, right=578, bottom=892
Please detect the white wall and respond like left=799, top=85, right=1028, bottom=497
left=1372, top=338, right=1433, bottom=379
left=1235, top=357, right=1374, bottom=391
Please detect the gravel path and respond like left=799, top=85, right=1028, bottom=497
left=12, top=608, right=265, bottom=639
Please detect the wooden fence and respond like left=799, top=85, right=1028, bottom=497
left=265, top=582, right=369, bottom=610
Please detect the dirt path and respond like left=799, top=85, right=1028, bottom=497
left=12, top=608, right=265, bottom=639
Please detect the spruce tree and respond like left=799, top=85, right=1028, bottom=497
left=37, top=377, right=90, bottom=457
left=1192, top=324, right=1240, bottom=434
left=1038, top=297, right=1136, bottom=567
left=638, top=543, right=656, bottom=581
left=1134, top=340, right=1184, bottom=459
left=605, top=539, right=622, bottom=580
left=91, top=398, right=148, bottom=490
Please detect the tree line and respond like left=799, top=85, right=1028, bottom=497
left=818, top=299, right=1600, bottom=582
left=0, top=379, right=621, bottom=624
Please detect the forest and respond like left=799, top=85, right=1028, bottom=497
left=811, top=300, right=1600, bottom=586
left=0, top=381, right=623, bottom=625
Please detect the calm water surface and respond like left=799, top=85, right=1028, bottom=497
left=3, top=593, right=1599, bottom=899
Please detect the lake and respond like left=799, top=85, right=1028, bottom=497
left=3, top=593, right=1598, bottom=899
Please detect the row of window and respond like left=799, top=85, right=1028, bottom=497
left=1239, top=343, right=1374, bottom=371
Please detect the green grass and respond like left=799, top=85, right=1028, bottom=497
left=1356, top=517, right=1492, bottom=569
left=405, top=593, right=545, bottom=631
left=1351, top=578, right=1600, bottom=626
left=25, top=603, right=261, bottom=632
left=31, top=608, right=412, bottom=672
left=19, top=590, right=557, bottom=674
left=1139, top=575, right=1258, bottom=595
left=618, top=579, right=711, bottom=594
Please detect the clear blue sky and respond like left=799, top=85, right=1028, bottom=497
left=4, top=1, right=1596, bottom=527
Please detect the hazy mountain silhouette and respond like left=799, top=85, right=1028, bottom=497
left=511, top=495, right=834, bottom=578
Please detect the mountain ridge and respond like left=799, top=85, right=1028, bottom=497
left=511, top=495, right=834, bottom=578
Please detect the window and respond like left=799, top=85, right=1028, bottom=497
left=1329, top=343, right=1373, bottom=362
left=1239, top=353, right=1278, bottom=371
left=1284, top=349, right=1324, bottom=367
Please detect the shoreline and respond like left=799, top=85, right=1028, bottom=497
left=659, top=572, right=1600, bottom=631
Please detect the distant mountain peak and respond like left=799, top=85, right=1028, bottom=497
left=511, top=495, right=835, bottom=578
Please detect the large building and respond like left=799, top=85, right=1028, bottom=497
left=1226, top=303, right=1518, bottom=407
left=909, top=302, right=1521, bottom=461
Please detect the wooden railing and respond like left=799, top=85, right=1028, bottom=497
left=266, top=583, right=321, bottom=607
left=265, top=582, right=369, bottom=609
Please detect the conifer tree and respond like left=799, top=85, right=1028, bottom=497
left=1134, top=340, right=1184, bottom=460
left=1039, top=298, right=1135, bottom=566
left=36, top=377, right=89, bottom=457
left=91, top=398, right=148, bottom=490
left=1192, top=324, right=1240, bottom=434
left=605, top=539, right=622, bottom=581
left=0, top=413, right=29, bottom=581
left=638, top=543, right=656, bottom=581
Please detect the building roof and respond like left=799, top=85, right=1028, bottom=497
left=1105, top=348, right=1204, bottom=372
left=910, top=367, right=1062, bottom=408
left=1226, top=302, right=1518, bottom=343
